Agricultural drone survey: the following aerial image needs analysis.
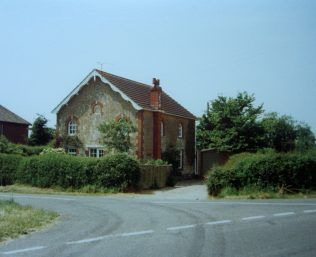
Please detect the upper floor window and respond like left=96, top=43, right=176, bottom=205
left=178, top=123, right=183, bottom=138
left=68, top=120, right=77, bottom=136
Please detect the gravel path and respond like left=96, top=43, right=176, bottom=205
left=142, top=180, right=209, bottom=200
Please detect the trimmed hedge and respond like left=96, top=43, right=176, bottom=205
left=0, top=154, right=23, bottom=186
left=17, top=154, right=96, bottom=188
left=207, top=151, right=316, bottom=196
left=96, top=154, right=140, bottom=190
left=17, top=153, right=140, bottom=191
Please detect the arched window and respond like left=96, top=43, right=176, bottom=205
left=178, top=123, right=183, bottom=138
left=68, top=120, right=77, bottom=135
left=161, top=121, right=164, bottom=137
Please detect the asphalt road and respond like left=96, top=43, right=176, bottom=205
left=0, top=185, right=316, bottom=257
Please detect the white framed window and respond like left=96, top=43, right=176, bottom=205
left=178, top=123, right=183, bottom=138
left=89, top=148, right=104, bottom=158
left=68, top=120, right=77, bottom=135
left=68, top=148, right=77, bottom=156
left=179, top=149, right=184, bottom=170
left=161, top=121, right=164, bottom=137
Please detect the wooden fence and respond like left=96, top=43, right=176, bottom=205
left=139, top=165, right=172, bottom=189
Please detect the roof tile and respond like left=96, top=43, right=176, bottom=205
left=96, top=70, right=196, bottom=120
left=0, top=105, right=30, bottom=125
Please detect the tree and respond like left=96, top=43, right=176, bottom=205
left=196, top=92, right=264, bottom=153
left=295, top=123, right=316, bottom=153
left=98, top=117, right=136, bottom=153
left=261, top=113, right=297, bottom=152
left=29, top=115, right=54, bottom=146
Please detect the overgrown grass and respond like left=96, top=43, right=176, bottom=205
left=0, top=199, right=58, bottom=242
left=0, top=184, right=121, bottom=195
left=214, top=185, right=316, bottom=199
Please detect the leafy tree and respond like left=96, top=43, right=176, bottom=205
left=161, top=144, right=180, bottom=174
left=261, top=113, right=297, bottom=152
left=197, top=92, right=264, bottom=153
left=295, top=123, right=316, bottom=153
left=98, top=117, right=136, bottom=153
left=29, top=115, right=54, bottom=146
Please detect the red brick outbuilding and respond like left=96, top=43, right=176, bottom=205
left=0, top=105, right=30, bottom=144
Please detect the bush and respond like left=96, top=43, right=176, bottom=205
left=16, top=153, right=140, bottom=191
left=96, top=154, right=140, bottom=191
left=0, top=154, right=24, bottom=186
left=17, top=154, right=97, bottom=188
left=17, top=145, right=46, bottom=156
left=0, top=136, right=45, bottom=156
left=206, top=151, right=316, bottom=196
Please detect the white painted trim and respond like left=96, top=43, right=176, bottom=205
left=52, top=70, right=142, bottom=114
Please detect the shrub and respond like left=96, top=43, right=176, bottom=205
left=17, top=145, right=46, bottom=156
left=17, top=153, right=140, bottom=191
left=96, top=154, right=140, bottom=191
left=206, top=151, right=316, bottom=196
left=0, top=136, right=45, bottom=156
left=141, top=159, right=169, bottom=166
left=0, top=154, right=24, bottom=186
left=17, top=154, right=97, bottom=188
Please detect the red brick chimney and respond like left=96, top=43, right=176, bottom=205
left=150, top=78, right=162, bottom=110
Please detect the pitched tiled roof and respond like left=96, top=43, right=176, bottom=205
left=0, top=105, right=30, bottom=125
left=96, top=70, right=196, bottom=120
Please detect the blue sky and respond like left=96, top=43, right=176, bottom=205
left=1, top=0, right=315, bottom=132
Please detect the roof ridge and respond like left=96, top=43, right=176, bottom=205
left=95, top=69, right=152, bottom=89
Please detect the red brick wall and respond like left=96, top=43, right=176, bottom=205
left=0, top=121, right=29, bottom=144
left=141, top=111, right=195, bottom=174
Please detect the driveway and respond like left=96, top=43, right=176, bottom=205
left=0, top=184, right=316, bottom=257
left=141, top=180, right=209, bottom=200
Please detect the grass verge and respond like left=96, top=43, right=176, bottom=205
left=0, top=184, right=123, bottom=196
left=0, top=199, right=58, bottom=242
left=214, top=186, right=316, bottom=199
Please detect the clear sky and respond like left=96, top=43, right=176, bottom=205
left=1, top=0, right=315, bottom=132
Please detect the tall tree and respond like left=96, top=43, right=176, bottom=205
left=260, top=113, right=297, bottom=152
left=295, top=123, right=316, bottom=153
left=29, top=115, right=53, bottom=146
left=98, top=117, right=136, bottom=153
left=197, top=92, right=264, bottom=152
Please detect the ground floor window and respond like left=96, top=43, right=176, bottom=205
left=89, top=148, right=104, bottom=158
left=68, top=148, right=77, bottom=156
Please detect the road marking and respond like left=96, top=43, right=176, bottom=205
left=273, top=212, right=295, bottom=217
left=206, top=220, right=232, bottom=225
left=0, top=194, right=74, bottom=201
left=121, top=230, right=154, bottom=237
left=2, top=246, right=46, bottom=255
left=67, top=230, right=154, bottom=245
left=67, top=235, right=113, bottom=245
left=152, top=201, right=316, bottom=206
left=167, top=224, right=196, bottom=231
left=241, top=215, right=265, bottom=221
left=303, top=209, right=316, bottom=214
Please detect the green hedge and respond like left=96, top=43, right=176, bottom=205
left=0, top=154, right=23, bottom=186
left=207, top=151, right=316, bottom=196
left=96, top=154, right=140, bottom=190
left=17, top=153, right=140, bottom=191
